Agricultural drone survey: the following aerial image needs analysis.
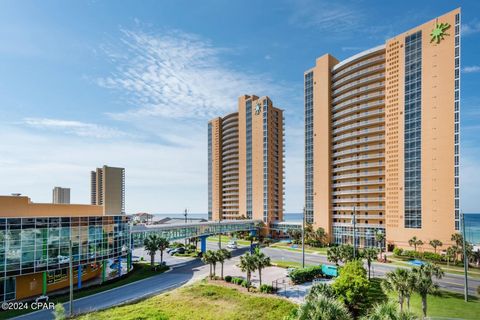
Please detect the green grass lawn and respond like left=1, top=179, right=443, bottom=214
left=76, top=282, right=296, bottom=320
left=207, top=235, right=251, bottom=246
left=0, top=263, right=168, bottom=320
left=269, top=242, right=328, bottom=254
left=388, top=255, right=480, bottom=279
left=271, top=260, right=316, bottom=269
left=387, top=291, right=480, bottom=319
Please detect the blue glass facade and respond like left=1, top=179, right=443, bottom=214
left=304, top=71, right=314, bottom=224
left=246, top=101, right=253, bottom=219
left=404, top=31, right=422, bottom=229
left=0, top=216, right=129, bottom=278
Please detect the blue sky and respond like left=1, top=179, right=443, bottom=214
left=0, top=0, right=479, bottom=214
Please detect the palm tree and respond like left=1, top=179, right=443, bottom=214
left=157, top=237, right=169, bottom=264
left=216, top=248, right=231, bottom=279
left=143, top=234, right=160, bottom=267
left=253, top=248, right=271, bottom=286
left=362, top=300, right=418, bottom=320
left=382, top=268, right=412, bottom=312
left=294, top=293, right=351, bottom=320
left=201, top=250, right=217, bottom=279
left=375, top=231, right=385, bottom=259
left=238, top=252, right=257, bottom=290
left=408, top=236, right=423, bottom=252
left=446, top=246, right=455, bottom=267
left=412, top=263, right=444, bottom=318
left=362, top=248, right=378, bottom=280
left=429, top=239, right=443, bottom=254
left=327, top=246, right=341, bottom=266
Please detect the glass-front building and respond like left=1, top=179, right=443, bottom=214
left=0, top=196, right=129, bottom=301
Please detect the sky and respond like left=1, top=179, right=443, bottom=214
left=0, top=0, right=479, bottom=214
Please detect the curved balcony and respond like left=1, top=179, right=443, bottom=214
left=222, top=158, right=239, bottom=166
left=333, top=162, right=384, bottom=173
left=333, top=170, right=384, bottom=180
left=333, top=91, right=385, bottom=112
left=333, top=135, right=384, bottom=150
left=333, top=222, right=385, bottom=229
left=333, top=109, right=385, bottom=127
left=222, top=120, right=238, bottom=131
left=333, top=144, right=384, bottom=157
left=222, top=153, right=238, bottom=161
left=222, top=130, right=238, bottom=141
left=332, top=188, right=385, bottom=196
left=333, top=100, right=384, bottom=120
left=332, top=206, right=384, bottom=211
left=333, top=153, right=384, bottom=165
left=222, top=180, right=239, bottom=187
left=333, top=64, right=385, bottom=88
left=333, top=214, right=384, bottom=220
left=333, top=126, right=384, bottom=143
left=222, top=143, right=238, bottom=152
left=333, top=54, right=385, bottom=80
left=332, top=198, right=384, bottom=203
left=223, top=148, right=238, bottom=157
left=222, top=164, right=239, bottom=172
left=333, top=72, right=385, bottom=96
left=332, top=179, right=384, bottom=188
left=332, top=82, right=385, bottom=104
left=333, top=118, right=384, bottom=135
left=222, top=191, right=239, bottom=197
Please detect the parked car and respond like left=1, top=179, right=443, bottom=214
left=170, top=247, right=186, bottom=255
left=35, top=295, right=49, bottom=303
left=132, top=256, right=140, bottom=262
left=226, top=241, right=238, bottom=249
left=166, top=247, right=176, bottom=254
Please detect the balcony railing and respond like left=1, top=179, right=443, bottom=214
left=332, top=144, right=384, bottom=157
left=333, top=91, right=385, bottom=112
left=333, top=100, right=384, bottom=119
left=333, top=126, right=384, bottom=142
left=333, top=64, right=385, bottom=88
left=333, top=109, right=385, bottom=127
left=332, top=180, right=384, bottom=188
left=332, top=135, right=384, bottom=150
left=332, top=198, right=384, bottom=203
left=333, top=170, right=384, bottom=180
left=332, top=82, right=385, bottom=104
left=333, top=54, right=385, bottom=80
left=332, top=188, right=385, bottom=195
left=333, top=162, right=384, bottom=173
left=332, top=153, right=384, bottom=165
left=333, top=72, right=385, bottom=96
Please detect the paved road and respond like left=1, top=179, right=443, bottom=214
left=13, top=245, right=247, bottom=320
left=263, top=247, right=480, bottom=296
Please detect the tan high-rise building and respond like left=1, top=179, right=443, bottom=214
left=91, top=165, right=126, bottom=215
left=52, top=186, right=70, bottom=204
left=305, top=9, right=460, bottom=251
left=208, top=95, right=285, bottom=230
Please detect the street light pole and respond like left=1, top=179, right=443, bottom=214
left=353, top=206, right=357, bottom=260
left=302, top=207, right=305, bottom=268
left=184, top=208, right=188, bottom=246
left=69, top=239, right=73, bottom=317
left=461, top=212, right=468, bottom=302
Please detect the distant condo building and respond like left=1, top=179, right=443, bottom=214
left=208, top=95, right=285, bottom=230
left=304, top=9, right=460, bottom=250
left=91, top=165, right=126, bottom=215
left=52, top=186, right=70, bottom=204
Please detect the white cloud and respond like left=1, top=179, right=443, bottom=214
left=288, top=0, right=364, bottom=33
left=462, top=20, right=480, bottom=36
left=463, top=65, right=480, bottom=73
left=97, top=29, right=283, bottom=120
left=23, top=118, right=127, bottom=139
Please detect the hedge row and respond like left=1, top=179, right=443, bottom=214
left=289, top=265, right=323, bottom=284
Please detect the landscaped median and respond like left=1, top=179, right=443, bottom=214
left=75, top=281, right=296, bottom=320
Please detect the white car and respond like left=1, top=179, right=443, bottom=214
left=226, top=241, right=238, bottom=249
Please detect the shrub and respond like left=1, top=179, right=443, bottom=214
left=260, top=284, right=274, bottom=293
left=332, top=260, right=369, bottom=317
left=423, top=252, right=443, bottom=262
left=53, top=303, right=66, bottom=320
left=477, top=286, right=480, bottom=295
left=289, top=265, right=323, bottom=284
left=241, top=279, right=248, bottom=288
left=224, top=275, right=232, bottom=283
left=231, top=277, right=243, bottom=285
left=393, top=247, right=403, bottom=256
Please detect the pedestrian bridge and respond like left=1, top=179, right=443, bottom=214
left=131, top=219, right=262, bottom=248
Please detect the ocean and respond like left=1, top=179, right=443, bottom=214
left=152, top=213, right=480, bottom=245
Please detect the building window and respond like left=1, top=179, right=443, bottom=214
left=304, top=71, right=314, bottom=223
left=404, top=31, right=422, bottom=229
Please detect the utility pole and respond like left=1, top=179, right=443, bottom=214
left=69, top=239, right=73, bottom=317
left=461, top=212, right=468, bottom=302
left=184, top=208, right=188, bottom=246
left=352, top=206, right=357, bottom=259
left=302, top=207, right=305, bottom=268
